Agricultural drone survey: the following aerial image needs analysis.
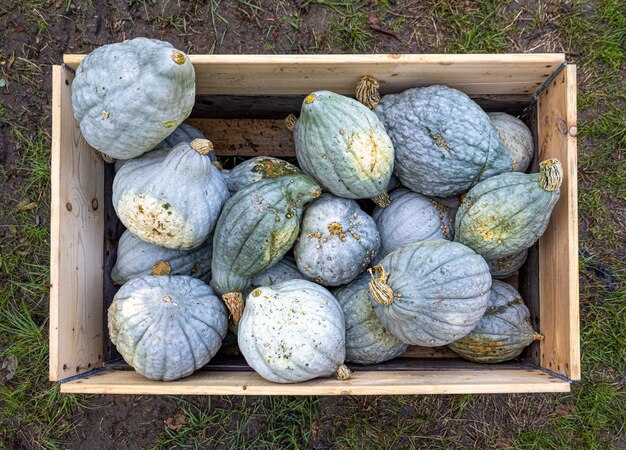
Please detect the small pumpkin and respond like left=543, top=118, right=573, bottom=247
left=334, top=273, right=407, bottom=365
left=449, top=280, right=542, bottom=363
left=108, top=272, right=227, bottom=380
left=294, top=91, right=394, bottom=207
left=455, top=159, right=562, bottom=260
left=112, top=139, right=230, bottom=250
left=71, top=38, right=195, bottom=160
left=221, top=156, right=301, bottom=193
left=486, top=249, right=528, bottom=279
left=369, top=240, right=491, bottom=346
left=294, top=194, right=379, bottom=286
left=237, top=279, right=349, bottom=383
left=488, top=112, right=534, bottom=173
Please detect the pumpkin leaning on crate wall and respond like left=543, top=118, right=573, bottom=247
left=486, top=249, right=529, bottom=279
left=488, top=112, right=534, bottom=173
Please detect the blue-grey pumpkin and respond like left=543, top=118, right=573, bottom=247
left=488, top=112, right=534, bottom=173
left=222, top=156, right=301, bottom=193
left=486, top=249, right=528, bottom=279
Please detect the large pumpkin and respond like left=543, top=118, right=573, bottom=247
left=71, top=38, right=195, bottom=160
left=222, top=156, right=301, bottom=193
left=369, top=240, right=491, bottom=346
left=488, top=112, right=534, bottom=173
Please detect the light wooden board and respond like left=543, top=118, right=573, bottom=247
left=63, top=54, right=565, bottom=96
left=60, top=368, right=569, bottom=395
left=50, top=66, right=105, bottom=381
left=536, top=65, right=580, bottom=380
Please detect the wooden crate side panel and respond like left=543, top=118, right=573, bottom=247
left=536, top=65, right=580, bottom=380
left=50, top=66, right=105, bottom=381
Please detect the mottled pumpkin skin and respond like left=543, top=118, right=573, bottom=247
left=113, top=142, right=230, bottom=250
left=238, top=280, right=346, bottom=383
left=486, top=249, right=528, bottom=279
left=372, top=188, right=454, bottom=261
left=295, top=91, right=394, bottom=200
left=211, top=176, right=321, bottom=296
left=488, top=112, right=534, bottom=173
left=334, top=273, right=407, bottom=365
left=222, top=157, right=302, bottom=193
left=111, top=229, right=212, bottom=285
left=375, top=85, right=513, bottom=196
left=449, top=280, right=538, bottom=363
left=108, top=275, right=227, bottom=380
left=294, top=194, right=379, bottom=286
left=71, top=38, right=195, bottom=159
left=371, top=240, right=491, bottom=346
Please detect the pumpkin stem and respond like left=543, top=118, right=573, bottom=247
left=151, top=260, right=172, bottom=276
left=372, top=190, right=391, bottom=208
left=335, top=364, right=352, bottom=381
left=355, top=75, right=381, bottom=109
left=368, top=265, right=394, bottom=306
left=190, top=138, right=214, bottom=155
left=538, top=159, right=563, bottom=191
left=212, top=160, right=223, bottom=170
left=223, top=291, right=244, bottom=326
left=533, top=332, right=544, bottom=341
left=284, top=114, right=298, bottom=132
left=171, top=51, right=187, bottom=65
left=98, top=151, right=116, bottom=164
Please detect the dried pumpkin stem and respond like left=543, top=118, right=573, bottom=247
left=171, top=51, right=187, bottom=65
left=212, top=160, right=223, bottom=170
left=372, top=190, right=391, bottom=208
left=538, top=159, right=563, bottom=191
left=151, top=260, right=172, bottom=276
left=98, top=151, right=116, bottom=164
left=335, top=364, right=352, bottom=381
left=190, top=138, right=214, bottom=155
left=368, top=265, right=394, bottom=306
left=284, top=114, right=298, bottom=132
left=355, top=75, right=381, bottom=109
left=533, top=332, right=544, bottom=341
left=223, top=291, right=244, bottom=326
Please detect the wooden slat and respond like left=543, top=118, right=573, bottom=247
left=50, top=66, right=105, bottom=381
left=60, top=367, right=570, bottom=395
left=536, top=65, right=580, bottom=380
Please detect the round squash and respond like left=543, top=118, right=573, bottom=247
left=237, top=279, right=348, bottom=383
left=374, top=85, right=513, bottom=196
left=294, top=194, right=379, bottom=286
left=71, top=38, right=195, bottom=160
left=108, top=274, right=227, bottom=380
left=488, top=112, right=534, bottom=173
left=112, top=139, right=230, bottom=250
left=334, top=273, right=407, bottom=365
left=222, top=156, right=301, bottom=193
left=449, top=280, right=542, bottom=363
left=155, top=123, right=206, bottom=151
left=486, top=249, right=528, bottom=279
left=111, top=229, right=212, bottom=285
left=294, top=91, right=394, bottom=206
left=369, top=240, right=491, bottom=346
left=454, top=159, right=562, bottom=260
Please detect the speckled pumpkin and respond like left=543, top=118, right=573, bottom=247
left=111, top=229, right=212, bottom=285
left=112, top=139, right=230, bottom=250
left=237, top=280, right=348, bottom=383
left=488, top=112, right=534, bottom=173
left=294, top=194, right=379, bottom=286
left=222, top=156, right=301, bottom=193
left=108, top=274, right=227, bottom=380
left=334, top=273, right=407, bottom=365
left=294, top=91, right=394, bottom=206
left=455, top=159, right=562, bottom=260
left=369, top=240, right=491, bottom=346
left=486, top=249, right=529, bottom=279
left=71, top=38, right=195, bottom=159
left=374, top=85, right=513, bottom=196
left=449, top=280, right=542, bottom=363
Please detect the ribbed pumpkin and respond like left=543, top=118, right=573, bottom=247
left=222, top=157, right=302, bottom=193
left=449, top=280, right=542, bottom=363
left=238, top=280, right=349, bottom=383
left=108, top=272, right=227, bottom=380
left=334, top=273, right=407, bottom=365
left=488, top=112, right=534, bottom=173
left=111, top=229, right=212, bottom=285
left=294, top=194, right=379, bottom=286
left=455, top=159, right=562, bottom=260
left=374, top=85, right=513, bottom=196
left=486, top=249, right=528, bottom=279
left=71, top=38, right=195, bottom=160
left=369, top=240, right=491, bottom=346
left=112, top=139, right=229, bottom=250
left=294, top=91, right=394, bottom=207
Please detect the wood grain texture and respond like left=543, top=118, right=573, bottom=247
left=536, top=65, right=580, bottom=380
left=50, top=66, right=105, bottom=381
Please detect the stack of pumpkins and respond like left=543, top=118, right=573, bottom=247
left=72, top=38, right=560, bottom=383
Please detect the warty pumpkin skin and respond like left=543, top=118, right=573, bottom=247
left=486, top=249, right=528, bottom=279
left=488, top=112, right=534, bottom=173
left=222, top=156, right=302, bottom=193
left=369, top=240, right=491, bottom=346
left=374, top=85, right=513, bottom=196
left=237, top=280, right=348, bottom=383
left=108, top=274, right=228, bottom=381
left=294, top=91, right=394, bottom=206
left=454, top=159, right=563, bottom=260
left=112, top=139, right=229, bottom=250
left=449, top=280, right=542, bottom=363
left=294, top=194, right=380, bottom=286
left=71, top=38, right=195, bottom=160
left=334, top=273, right=407, bottom=365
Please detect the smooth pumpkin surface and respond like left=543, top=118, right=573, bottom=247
left=238, top=280, right=346, bottom=383
left=108, top=275, right=227, bottom=380
left=71, top=38, right=195, bottom=159
left=488, top=112, right=534, bottom=173
left=369, top=240, right=491, bottom=346
left=486, top=249, right=528, bottom=279
left=334, top=273, right=407, bottom=365
left=294, top=194, right=379, bottom=286
left=449, top=280, right=542, bottom=363
left=222, top=156, right=301, bottom=193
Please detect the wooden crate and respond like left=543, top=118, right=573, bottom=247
left=50, top=54, right=579, bottom=395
